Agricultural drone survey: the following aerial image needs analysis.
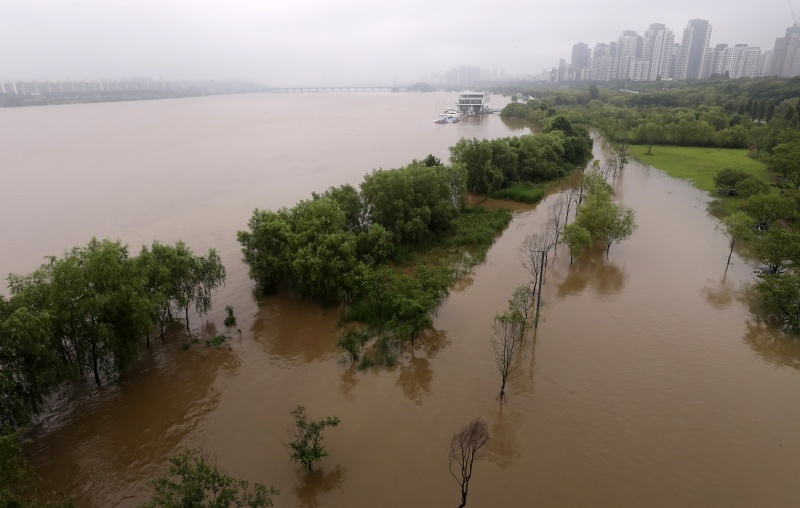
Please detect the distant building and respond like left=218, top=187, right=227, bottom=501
left=571, top=42, right=590, bottom=70
left=759, top=51, right=773, bottom=76
left=445, top=65, right=480, bottom=88
left=643, top=23, right=675, bottom=80
left=676, top=19, right=713, bottom=80
left=770, top=25, right=800, bottom=77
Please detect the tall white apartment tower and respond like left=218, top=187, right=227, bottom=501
left=643, top=23, right=675, bottom=80
left=676, top=19, right=713, bottom=80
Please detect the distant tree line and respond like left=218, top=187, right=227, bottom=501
left=501, top=77, right=800, bottom=155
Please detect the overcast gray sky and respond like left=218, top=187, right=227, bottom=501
left=0, top=0, right=793, bottom=86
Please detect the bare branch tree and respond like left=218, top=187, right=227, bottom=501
left=546, top=195, right=566, bottom=253
left=491, top=309, right=527, bottom=403
left=563, top=186, right=580, bottom=225
left=519, top=233, right=546, bottom=290
left=449, top=418, right=490, bottom=508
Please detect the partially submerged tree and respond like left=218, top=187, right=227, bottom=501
left=143, top=449, right=278, bottom=508
left=574, top=189, right=637, bottom=256
left=717, top=211, right=755, bottom=271
left=287, top=405, right=340, bottom=471
left=519, top=233, right=547, bottom=296
left=491, top=298, right=528, bottom=403
left=561, top=223, right=592, bottom=263
left=448, top=418, right=490, bottom=508
left=754, top=272, right=800, bottom=333
left=750, top=227, right=800, bottom=275
left=335, top=328, right=366, bottom=363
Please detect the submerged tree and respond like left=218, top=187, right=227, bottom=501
left=561, top=223, right=592, bottom=264
left=490, top=302, right=528, bottom=403
left=143, top=449, right=278, bottom=508
left=448, top=417, right=490, bottom=508
left=287, top=405, right=340, bottom=471
left=717, top=211, right=755, bottom=271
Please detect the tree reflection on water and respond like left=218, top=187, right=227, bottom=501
left=293, top=464, right=347, bottom=508
left=554, top=249, right=627, bottom=298
left=485, top=406, right=523, bottom=469
left=743, top=318, right=800, bottom=370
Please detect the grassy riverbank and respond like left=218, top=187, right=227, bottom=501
left=629, top=145, right=771, bottom=216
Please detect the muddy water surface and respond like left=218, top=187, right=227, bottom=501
left=2, top=95, right=800, bottom=507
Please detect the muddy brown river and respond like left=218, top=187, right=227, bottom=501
left=2, top=93, right=799, bottom=507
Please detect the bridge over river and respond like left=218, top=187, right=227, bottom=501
left=270, top=86, right=399, bottom=93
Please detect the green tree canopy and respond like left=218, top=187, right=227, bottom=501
left=287, top=405, right=340, bottom=471
left=143, top=449, right=278, bottom=508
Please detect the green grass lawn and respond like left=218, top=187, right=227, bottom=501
left=629, top=145, right=772, bottom=216
left=629, top=145, right=770, bottom=193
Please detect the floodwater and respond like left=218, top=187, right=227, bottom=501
left=2, top=94, right=799, bottom=507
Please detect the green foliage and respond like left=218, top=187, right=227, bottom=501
left=751, top=227, right=800, bottom=274
left=771, top=141, right=800, bottom=189
left=0, top=426, right=74, bottom=507
left=713, top=168, right=751, bottom=196
left=489, top=183, right=545, bottom=203
left=388, top=264, right=452, bottom=349
left=422, top=154, right=443, bottom=167
left=737, top=176, right=771, bottom=199
left=8, top=238, right=154, bottom=387
left=543, top=115, right=575, bottom=137
left=1, top=427, right=28, bottom=506
left=452, top=208, right=513, bottom=256
left=138, top=240, right=226, bottom=336
left=562, top=223, right=592, bottom=263
left=755, top=273, right=800, bottom=333
left=287, top=405, right=340, bottom=471
left=142, top=449, right=277, bottom=508
left=718, top=211, right=756, bottom=268
left=335, top=329, right=365, bottom=362
left=740, top=194, right=792, bottom=230
left=361, top=162, right=464, bottom=245
left=575, top=189, right=637, bottom=256
left=236, top=208, right=291, bottom=295
left=0, top=304, right=62, bottom=428
left=449, top=132, right=592, bottom=195
left=205, top=334, right=230, bottom=348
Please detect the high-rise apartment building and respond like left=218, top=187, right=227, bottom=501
left=571, top=42, right=590, bottom=70
left=676, top=19, right=713, bottom=79
left=643, top=23, right=675, bottom=80
left=445, top=65, right=480, bottom=87
left=770, top=25, right=800, bottom=77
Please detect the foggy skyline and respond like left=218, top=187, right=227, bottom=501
left=1, top=0, right=794, bottom=86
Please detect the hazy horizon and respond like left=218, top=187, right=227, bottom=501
left=1, top=0, right=795, bottom=86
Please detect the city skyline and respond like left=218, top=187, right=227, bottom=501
left=0, top=0, right=795, bottom=86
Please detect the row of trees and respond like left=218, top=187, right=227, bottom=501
left=449, top=115, right=593, bottom=195
left=1, top=238, right=226, bottom=506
